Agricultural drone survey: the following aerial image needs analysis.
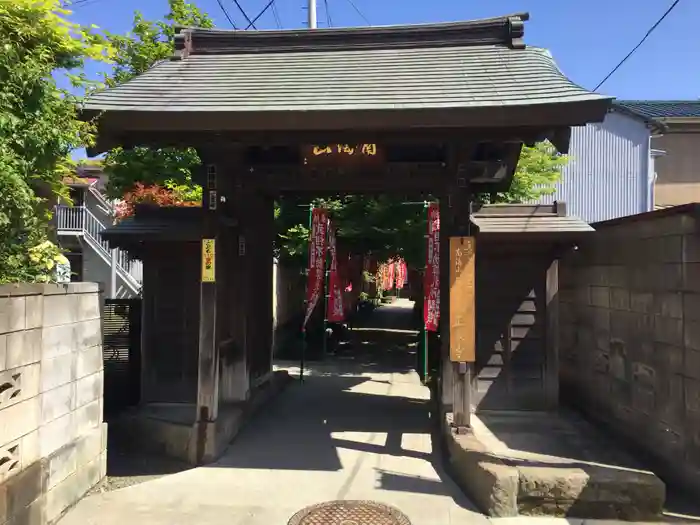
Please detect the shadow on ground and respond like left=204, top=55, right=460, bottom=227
left=96, top=302, right=472, bottom=507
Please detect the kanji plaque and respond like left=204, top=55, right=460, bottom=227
left=301, top=143, right=384, bottom=166
left=201, top=238, right=216, bottom=283
left=449, top=236, right=475, bottom=362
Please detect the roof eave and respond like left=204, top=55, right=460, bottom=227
left=660, top=116, right=700, bottom=125
left=610, top=104, right=667, bottom=134
left=85, top=98, right=612, bottom=154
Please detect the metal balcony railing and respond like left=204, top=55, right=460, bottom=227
left=55, top=205, right=85, bottom=232
left=54, top=205, right=142, bottom=294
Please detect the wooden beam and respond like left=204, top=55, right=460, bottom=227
left=545, top=258, right=560, bottom=410
left=249, top=164, right=449, bottom=194
left=97, top=127, right=564, bottom=153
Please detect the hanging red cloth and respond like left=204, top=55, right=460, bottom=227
left=303, top=207, right=328, bottom=331
left=326, top=223, right=345, bottom=322
left=424, top=203, right=440, bottom=332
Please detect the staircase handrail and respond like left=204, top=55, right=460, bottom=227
left=81, top=207, right=142, bottom=294
left=88, top=184, right=116, bottom=216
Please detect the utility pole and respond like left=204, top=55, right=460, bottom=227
left=308, top=0, right=317, bottom=28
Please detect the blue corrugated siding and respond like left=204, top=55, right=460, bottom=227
left=537, top=111, right=650, bottom=223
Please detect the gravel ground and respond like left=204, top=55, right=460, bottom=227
left=89, top=437, right=192, bottom=494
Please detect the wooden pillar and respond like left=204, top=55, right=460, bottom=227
left=246, top=192, right=274, bottom=387
left=225, top=167, right=251, bottom=402
left=196, top=161, right=220, bottom=462
left=439, top=201, right=453, bottom=415
left=545, top=257, right=560, bottom=409
left=449, top=235, right=476, bottom=428
left=446, top=143, right=477, bottom=432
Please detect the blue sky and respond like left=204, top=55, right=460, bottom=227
left=66, top=0, right=699, bottom=100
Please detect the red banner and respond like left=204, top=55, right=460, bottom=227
left=387, top=259, right=395, bottom=290
left=396, top=259, right=407, bottom=289
left=303, top=208, right=328, bottom=331
left=326, top=223, right=345, bottom=322
left=424, top=203, right=440, bottom=332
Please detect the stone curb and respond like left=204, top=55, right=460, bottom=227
left=442, top=414, right=666, bottom=520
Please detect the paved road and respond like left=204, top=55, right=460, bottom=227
left=60, top=301, right=490, bottom=525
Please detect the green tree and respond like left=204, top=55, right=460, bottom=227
left=493, top=142, right=567, bottom=203
left=0, top=0, right=110, bottom=283
left=101, top=0, right=212, bottom=202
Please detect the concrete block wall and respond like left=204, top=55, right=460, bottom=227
left=559, top=206, right=700, bottom=495
left=0, top=283, right=106, bottom=525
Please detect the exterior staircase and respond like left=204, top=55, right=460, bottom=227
left=55, top=189, right=142, bottom=298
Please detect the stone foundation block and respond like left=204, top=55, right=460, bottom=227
left=443, top=420, right=518, bottom=517
left=442, top=413, right=666, bottom=521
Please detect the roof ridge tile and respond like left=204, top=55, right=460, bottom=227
left=172, top=13, right=530, bottom=56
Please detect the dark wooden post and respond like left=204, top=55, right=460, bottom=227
left=245, top=191, right=275, bottom=388
left=439, top=199, right=453, bottom=416
left=448, top=185, right=475, bottom=431
left=216, top=153, right=250, bottom=404
left=446, top=142, right=477, bottom=432
left=196, top=161, right=220, bottom=463
left=545, top=257, right=560, bottom=409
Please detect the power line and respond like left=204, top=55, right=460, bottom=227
left=64, top=0, right=104, bottom=9
left=247, top=0, right=276, bottom=30
left=271, top=1, right=282, bottom=29
left=216, top=0, right=239, bottom=28
left=231, top=0, right=257, bottom=30
left=594, top=0, right=681, bottom=91
left=345, top=0, right=370, bottom=26
left=323, top=0, right=333, bottom=27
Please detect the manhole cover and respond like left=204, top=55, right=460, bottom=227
left=288, top=500, right=411, bottom=525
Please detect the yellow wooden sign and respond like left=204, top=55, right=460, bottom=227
left=449, top=236, right=476, bottom=362
left=201, top=238, right=216, bottom=283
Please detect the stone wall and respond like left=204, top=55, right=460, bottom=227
left=560, top=205, right=700, bottom=495
left=0, top=283, right=106, bottom=525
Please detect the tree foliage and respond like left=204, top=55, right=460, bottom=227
left=101, top=1, right=212, bottom=200
left=114, top=182, right=202, bottom=221
left=104, top=0, right=213, bottom=88
left=103, top=146, right=201, bottom=200
left=0, top=0, right=110, bottom=283
left=492, top=142, right=567, bottom=203
left=275, top=195, right=428, bottom=270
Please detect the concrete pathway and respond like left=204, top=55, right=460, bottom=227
left=59, top=300, right=685, bottom=525
left=60, top=301, right=490, bottom=525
